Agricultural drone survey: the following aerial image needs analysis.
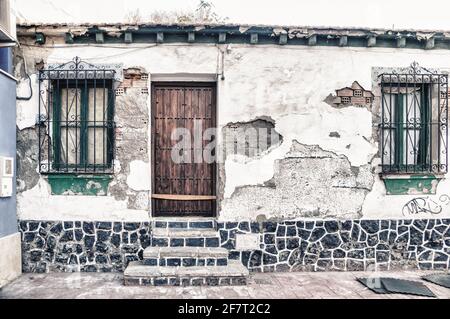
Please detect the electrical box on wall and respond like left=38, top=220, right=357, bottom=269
left=0, top=156, right=14, bottom=197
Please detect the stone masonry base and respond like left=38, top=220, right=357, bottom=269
left=19, top=218, right=450, bottom=273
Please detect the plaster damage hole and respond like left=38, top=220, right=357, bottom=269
left=324, top=81, right=374, bottom=109
left=117, top=68, right=149, bottom=95
left=329, top=131, right=341, bottom=138
left=222, top=117, right=283, bottom=159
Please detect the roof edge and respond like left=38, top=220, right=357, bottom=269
left=14, top=22, right=450, bottom=34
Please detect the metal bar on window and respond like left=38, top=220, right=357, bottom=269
left=83, top=76, right=88, bottom=172
left=93, top=76, right=96, bottom=172
left=389, top=75, right=393, bottom=173
left=437, top=77, right=441, bottom=171
left=396, top=80, right=401, bottom=171
left=381, top=81, right=385, bottom=171
left=413, top=80, right=417, bottom=172
left=420, top=75, right=425, bottom=170
left=405, top=83, right=408, bottom=172
left=38, top=75, right=42, bottom=172
left=75, top=71, right=78, bottom=172
left=103, top=72, right=106, bottom=172
left=445, top=77, right=449, bottom=173
left=48, top=71, right=52, bottom=173
left=65, top=72, right=69, bottom=172
left=429, top=78, right=432, bottom=173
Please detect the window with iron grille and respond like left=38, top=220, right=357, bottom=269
left=379, top=62, right=448, bottom=174
left=38, top=57, right=121, bottom=174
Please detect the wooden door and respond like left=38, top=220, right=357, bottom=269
left=151, top=83, right=216, bottom=217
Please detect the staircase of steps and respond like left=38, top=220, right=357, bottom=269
left=123, top=218, right=249, bottom=286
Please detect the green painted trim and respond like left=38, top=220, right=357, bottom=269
left=383, top=175, right=441, bottom=195
left=46, top=174, right=113, bottom=196
left=37, top=25, right=450, bottom=50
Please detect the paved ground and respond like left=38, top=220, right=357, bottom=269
left=0, top=270, right=449, bottom=299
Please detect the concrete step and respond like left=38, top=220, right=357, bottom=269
left=143, top=246, right=229, bottom=259
left=142, top=247, right=229, bottom=267
left=153, top=217, right=216, bottom=230
left=143, top=256, right=228, bottom=267
left=152, top=227, right=218, bottom=238
left=151, top=236, right=220, bottom=248
left=123, top=260, right=249, bottom=286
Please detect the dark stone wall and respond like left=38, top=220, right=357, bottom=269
left=20, top=220, right=151, bottom=272
left=19, top=218, right=450, bottom=273
left=219, top=219, right=450, bottom=272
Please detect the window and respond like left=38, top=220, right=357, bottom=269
left=38, top=57, right=118, bottom=173
left=115, top=87, right=124, bottom=96
left=379, top=63, right=448, bottom=174
left=366, top=97, right=372, bottom=104
left=341, top=96, right=350, bottom=104
left=354, top=90, right=363, bottom=97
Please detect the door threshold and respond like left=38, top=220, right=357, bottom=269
left=152, top=216, right=217, bottom=221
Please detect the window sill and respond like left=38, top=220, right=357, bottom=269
left=380, top=173, right=444, bottom=195
left=46, top=174, right=113, bottom=196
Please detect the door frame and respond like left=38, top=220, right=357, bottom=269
left=150, top=81, right=218, bottom=217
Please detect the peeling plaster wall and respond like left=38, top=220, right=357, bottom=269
left=14, top=39, right=450, bottom=222
left=222, top=141, right=374, bottom=220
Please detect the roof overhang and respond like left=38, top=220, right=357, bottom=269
left=15, top=23, right=450, bottom=50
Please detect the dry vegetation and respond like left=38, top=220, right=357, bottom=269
left=124, top=1, right=228, bottom=24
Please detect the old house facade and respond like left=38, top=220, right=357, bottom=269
left=14, top=23, right=450, bottom=286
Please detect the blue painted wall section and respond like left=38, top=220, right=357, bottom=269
left=0, top=48, right=17, bottom=238
left=0, top=47, right=13, bottom=74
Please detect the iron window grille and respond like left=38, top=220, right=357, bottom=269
left=38, top=57, right=120, bottom=174
left=379, top=62, right=448, bottom=174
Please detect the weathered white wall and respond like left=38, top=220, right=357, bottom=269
left=15, top=40, right=450, bottom=221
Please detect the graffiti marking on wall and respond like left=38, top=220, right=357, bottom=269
left=402, top=195, right=450, bottom=216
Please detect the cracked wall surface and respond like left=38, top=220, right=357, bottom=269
left=13, top=35, right=450, bottom=221
left=221, top=141, right=374, bottom=220
left=222, top=117, right=283, bottom=159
